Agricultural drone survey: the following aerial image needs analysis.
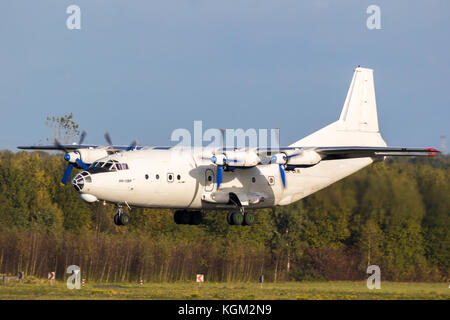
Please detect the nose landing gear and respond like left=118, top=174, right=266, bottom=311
left=114, top=205, right=130, bottom=226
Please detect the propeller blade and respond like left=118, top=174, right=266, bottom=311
left=75, top=158, right=89, bottom=170
left=127, top=140, right=138, bottom=151
left=61, top=164, right=73, bottom=186
left=279, top=164, right=286, bottom=188
left=217, top=165, right=223, bottom=190
left=78, top=130, right=87, bottom=145
left=104, top=132, right=113, bottom=146
left=54, top=138, right=69, bottom=153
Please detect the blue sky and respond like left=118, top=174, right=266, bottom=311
left=0, top=0, right=448, bottom=151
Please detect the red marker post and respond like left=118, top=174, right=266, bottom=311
left=196, top=274, right=204, bottom=288
left=48, top=272, right=55, bottom=286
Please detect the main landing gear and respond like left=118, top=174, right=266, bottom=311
left=227, top=192, right=255, bottom=226
left=174, top=210, right=203, bottom=225
left=227, top=210, right=255, bottom=226
left=114, top=205, right=130, bottom=226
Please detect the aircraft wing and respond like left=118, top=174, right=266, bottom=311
left=17, top=144, right=99, bottom=151
left=314, top=146, right=441, bottom=160
left=17, top=144, right=143, bottom=152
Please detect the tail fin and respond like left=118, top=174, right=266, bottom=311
left=290, top=67, right=387, bottom=147
left=338, top=67, right=379, bottom=132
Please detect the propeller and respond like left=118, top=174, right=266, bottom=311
left=211, top=154, right=226, bottom=190
left=279, top=164, right=286, bottom=188
left=59, top=130, right=87, bottom=186
left=216, top=165, right=223, bottom=190
left=271, top=151, right=303, bottom=189
left=104, top=131, right=138, bottom=151
left=104, top=131, right=113, bottom=147
left=271, top=153, right=287, bottom=188
left=126, top=139, right=138, bottom=151
left=78, top=130, right=87, bottom=145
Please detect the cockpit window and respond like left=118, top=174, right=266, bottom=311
left=86, top=160, right=120, bottom=174
left=103, top=162, right=113, bottom=170
left=116, top=163, right=129, bottom=170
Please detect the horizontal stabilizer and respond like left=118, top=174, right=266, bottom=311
left=315, top=146, right=441, bottom=160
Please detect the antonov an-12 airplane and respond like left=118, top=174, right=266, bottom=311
left=19, top=67, right=440, bottom=226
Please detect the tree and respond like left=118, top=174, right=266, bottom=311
left=45, top=113, right=80, bottom=144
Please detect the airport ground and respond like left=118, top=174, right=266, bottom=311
left=0, top=280, right=448, bottom=300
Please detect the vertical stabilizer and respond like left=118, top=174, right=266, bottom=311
left=338, top=67, right=379, bottom=132
left=290, top=67, right=386, bottom=147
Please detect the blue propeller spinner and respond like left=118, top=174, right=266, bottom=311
left=57, top=130, right=88, bottom=186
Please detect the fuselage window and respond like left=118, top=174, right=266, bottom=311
left=177, top=174, right=181, bottom=180
left=145, top=174, right=149, bottom=180
left=252, top=177, right=256, bottom=183
left=156, top=174, right=159, bottom=180
left=167, top=173, right=174, bottom=182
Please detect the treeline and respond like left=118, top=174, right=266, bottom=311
left=0, top=150, right=448, bottom=282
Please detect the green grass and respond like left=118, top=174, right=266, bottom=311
left=0, top=280, right=448, bottom=300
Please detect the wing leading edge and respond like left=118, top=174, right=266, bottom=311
left=17, top=144, right=143, bottom=152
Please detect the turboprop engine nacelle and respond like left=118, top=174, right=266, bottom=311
left=77, top=148, right=110, bottom=164
left=288, top=150, right=322, bottom=165
left=225, top=150, right=260, bottom=167
left=271, top=150, right=322, bottom=166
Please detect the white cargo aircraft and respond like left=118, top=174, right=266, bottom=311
left=19, top=67, right=440, bottom=226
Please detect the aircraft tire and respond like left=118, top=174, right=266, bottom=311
left=114, top=213, right=122, bottom=226
left=231, top=212, right=243, bottom=226
left=189, top=211, right=203, bottom=225
left=174, top=210, right=183, bottom=224
left=227, top=212, right=233, bottom=225
left=243, top=212, right=255, bottom=226
left=119, top=214, right=130, bottom=226
left=180, top=210, right=191, bottom=224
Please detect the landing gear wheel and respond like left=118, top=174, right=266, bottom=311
left=227, top=212, right=233, bottom=225
left=231, top=212, right=244, bottom=226
left=174, top=210, right=191, bottom=224
left=114, top=213, right=122, bottom=226
left=243, top=212, right=255, bottom=226
left=190, top=211, right=203, bottom=225
left=174, top=210, right=183, bottom=224
left=119, top=214, right=130, bottom=226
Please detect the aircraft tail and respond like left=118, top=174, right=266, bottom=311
left=290, top=67, right=387, bottom=147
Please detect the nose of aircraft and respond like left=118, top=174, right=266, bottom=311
left=72, top=171, right=92, bottom=192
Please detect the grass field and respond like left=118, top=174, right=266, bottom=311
left=0, top=279, right=449, bottom=300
